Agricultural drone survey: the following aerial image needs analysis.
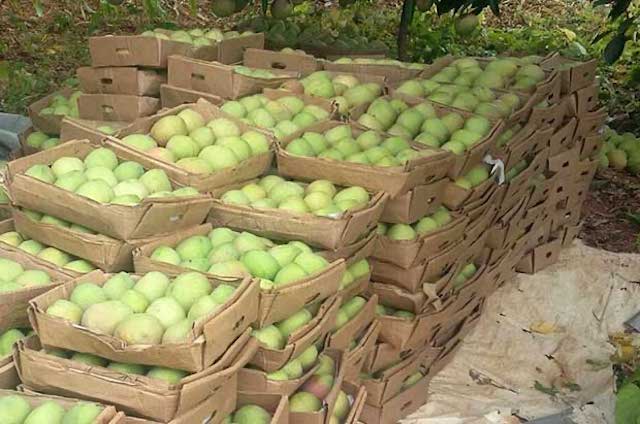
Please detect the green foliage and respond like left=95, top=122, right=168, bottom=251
left=616, top=382, right=640, bottom=424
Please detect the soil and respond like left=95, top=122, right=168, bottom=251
left=580, top=168, right=640, bottom=254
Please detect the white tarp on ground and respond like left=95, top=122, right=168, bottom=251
left=403, top=240, right=640, bottom=424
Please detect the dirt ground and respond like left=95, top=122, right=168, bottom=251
left=580, top=168, right=640, bottom=254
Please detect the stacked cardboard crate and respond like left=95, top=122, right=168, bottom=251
left=0, top=45, right=602, bottom=424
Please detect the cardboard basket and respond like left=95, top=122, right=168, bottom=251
left=541, top=54, right=598, bottom=95
left=0, top=245, right=70, bottom=329
left=326, top=294, right=377, bottom=351
left=168, top=56, right=300, bottom=100
left=78, top=67, right=166, bottom=96
left=516, top=237, right=562, bottom=274
left=250, top=295, right=341, bottom=372
left=6, top=388, right=124, bottom=423
left=370, top=283, right=427, bottom=316
left=77, top=94, right=160, bottom=122
left=15, top=333, right=257, bottom=422
left=60, top=117, right=128, bottom=145
left=107, top=99, right=275, bottom=191
left=341, top=320, right=380, bottom=383
left=322, top=60, right=424, bottom=82
left=372, top=238, right=463, bottom=293
left=28, top=87, right=76, bottom=135
left=352, top=95, right=505, bottom=179
left=0, top=353, right=19, bottom=390
left=243, top=48, right=322, bottom=76
left=208, top=178, right=388, bottom=250
left=12, top=208, right=152, bottom=272
left=5, top=140, right=213, bottom=240
left=374, top=213, right=468, bottom=269
left=89, top=34, right=219, bottom=68
left=359, top=372, right=429, bottom=424
left=160, top=84, right=225, bottom=109
left=442, top=176, right=498, bottom=211
left=0, top=217, right=82, bottom=278
left=380, top=179, right=448, bottom=224
left=237, top=348, right=342, bottom=396
left=28, top=270, right=259, bottom=372
left=133, top=223, right=346, bottom=327
left=233, top=392, right=289, bottom=424
left=421, top=55, right=561, bottom=103
left=277, top=121, right=454, bottom=199
left=361, top=347, right=435, bottom=407
left=320, top=227, right=376, bottom=266
left=289, top=349, right=347, bottom=424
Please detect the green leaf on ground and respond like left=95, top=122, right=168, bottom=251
left=616, top=383, right=640, bottom=424
left=534, top=381, right=559, bottom=397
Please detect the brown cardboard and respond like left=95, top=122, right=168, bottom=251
left=110, top=99, right=275, bottom=191
left=15, top=333, right=257, bottom=422
left=340, top=381, right=368, bottom=424
left=541, top=54, right=598, bottom=94
left=319, top=228, right=376, bottom=267
left=217, top=33, right=266, bottom=65
left=548, top=146, right=581, bottom=174
left=289, top=349, right=346, bottom=424
left=5, top=140, right=213, bottom=240
left=0, top=218, right=80, bottom=279
left=371, top=239, right=463, bottom=293
left=549, top=118, right=578, bottom=156
left=379, top=179, right=448, bottom=224
left=326, top=294, right=377, bottom=351
left=422, top=266, right=458, bottom=307
left=442, top=176, right=497, bottom=211
left=168, top=56, right=300, bottom=100
left=0, top=388, right=120, bottom=423
left=89, top=35, right=219, bottom=68
left=28, top=87, right=76, bottom=135
left=237, top=361, right=318, bottom=396
left=160, top=84, right=225, bottom=109
left=464, top=204, right=497, bottom=247
left=0, top=245, right=69, bottom=329
left=12, top=208, right=151, bottom=272
left=237, top=349, right=342, bottom=396
left=250, top=295, right=341, bottom=372
left=579, top=133, right=604, bottom=160
left=342, top=320, right=380, bottom=383
left=376, top=302, right=448, bottom=350
left=322, top=60, right=423, bottom=82
left=28, top=270, right=259, bottom=372
left=527, top=101, right=566, bottom=130
left=78, top=67, right=166, bottom=96
left=60, top=117, right=128, bottom=144
left=561, top=223, right=582, bottom=248
left=516, top=237, right=562, bottom=274
left=362, top=347, right=433, bottom=407
left=277, top=120, right=454, bottom=199
left=573, top=108, right=607, bottom=143
left=359, top=373, right=429, bottom=424
left=370, top=282, right=427, bottom=315
left=244, top=48, right=322, bottom=76
left=0, top=355, right=19, bottom=390
left=374, top=214, right=468, bottom=269
left=257, top=262, right=344, bottom=327
left=573, top=83, right=599, bottom=116
left=234, top=392, right=289, bottom=424
left=78, top=94, right=161, bottom=122
left=208, top=178, right=388, bottom=250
